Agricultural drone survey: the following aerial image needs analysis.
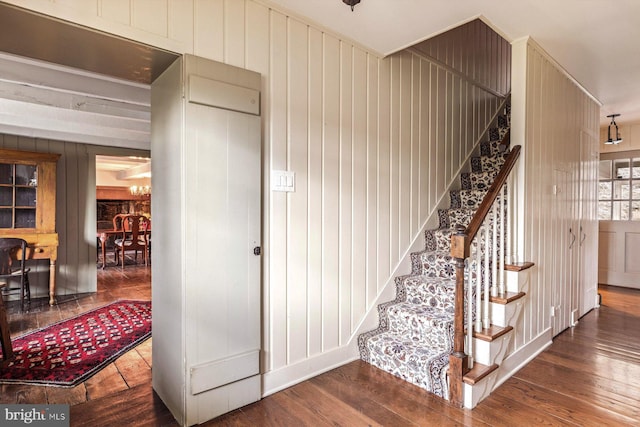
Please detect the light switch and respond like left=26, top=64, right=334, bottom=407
left=272, top=170, right=295, bottom=192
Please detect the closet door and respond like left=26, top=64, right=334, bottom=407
left=578, top=130, right=599, bottom=316
left=552, top=168, right=573, bottom=336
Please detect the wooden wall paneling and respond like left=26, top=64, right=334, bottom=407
left=452, top=75, right=461, bottom=180
left=307, top=26, right=323, bottom=357
left=366, top=53, right=379, bottom=305
left=389, top=56, right=400, bottom=269
left=321, top=34, right=340, bottom=352
left=132, top=0, right=168, bottom=37
left=351, top=46, right=368, bottom=330
left=76, top=144, right=94, bottom=296
left=436, top=67, right=447, bottom=198
left=339, top=41, right=353, bottom=344
left=429, top=63, right=438, bottom=210
left=99, top=0, right=131, bottom=25
left=168, top=0, right=193, bottom=48
left=193, top=0, right=224, bottom=62
left=410, top=55, right=420, bottom=238
left=418, top=60, right=430, bottom=222
left=268, top=9, right=288, bottom=370
left=224, top=0, right=246, bottom=68
left=246, top=2, right=269, bottom=76
left=377, top=57, right=391, bottom=290
left=61, top=142, right=80, bottom=295
left=286, top=17, right=309, bottom=364
left=399, top=52, right=412, bottom=253
left=444, top=72, right=452, bottom=195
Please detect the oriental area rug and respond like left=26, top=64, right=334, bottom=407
left=0, top=300, right=151, bottom=387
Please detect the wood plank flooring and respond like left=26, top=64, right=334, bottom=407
left=3, top=275, right=640, bottom=426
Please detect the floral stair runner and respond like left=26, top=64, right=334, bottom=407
left=358, top=111, right=510, bottom=399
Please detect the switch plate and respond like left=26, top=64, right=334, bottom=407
left=272, top=170, right=295, bottom=192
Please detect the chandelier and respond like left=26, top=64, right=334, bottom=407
left=130, top=185, right=151, bottom=197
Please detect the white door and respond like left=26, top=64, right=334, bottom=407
left=184, top=103, right=262, bottom=424
left=552, top=169, right=572, bottom=336
left=151, top=56, right=262, bottom=426
left=578, top=130, right=599, bottom=316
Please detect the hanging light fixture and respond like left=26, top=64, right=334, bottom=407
left=605, top=114, right=623, bottom=145
left=130, top=185, right=151, bottom=197
left=343, top=0, right=361, bottom=11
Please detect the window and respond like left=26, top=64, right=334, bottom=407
left=599, top=155, right=640, bottom=220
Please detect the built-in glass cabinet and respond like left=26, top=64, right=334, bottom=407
left=0, top=162, right=38, bottom=228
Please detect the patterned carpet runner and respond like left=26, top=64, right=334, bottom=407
left=358, top=107, right=510, bottom=399
left=0, top=300, right=151, bottom=386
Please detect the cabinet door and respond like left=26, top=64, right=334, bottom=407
left=184, top=102, right=261, bottom=424
left=578, top=130, right=599, bottom=315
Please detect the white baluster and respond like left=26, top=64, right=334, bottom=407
left=491, top=202, right=498, bottom=298
left=475, top=228, right=482, bottom=333
left=499, top=187, right=505, bottom=296
left=506, top=175, right=512, bottom=265
left=483, top=222, right=491, bottom=330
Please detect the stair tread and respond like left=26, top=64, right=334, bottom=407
left=490, top=291, right=526, bottom=304
left=472, top=325, right=514, bottom=342
left=505, top=261, right=535, bottom=272
left=463, top=361, right=499, bottom=385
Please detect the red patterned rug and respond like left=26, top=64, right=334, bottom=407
left=0, top=300, right=151, bottom=387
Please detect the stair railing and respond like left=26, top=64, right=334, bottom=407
left=449, top=137, right=521, bottom=407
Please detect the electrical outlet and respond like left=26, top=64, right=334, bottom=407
left=550, top=305, right=555, bottom=317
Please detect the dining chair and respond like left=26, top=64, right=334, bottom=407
left=0, top=237, right=31, bottom=313
left=114, top=214, right=150, bottom=269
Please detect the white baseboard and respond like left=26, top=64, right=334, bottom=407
left=493, top=327, right=552, bottom=390
left=262, top=345, right=359, bottom=397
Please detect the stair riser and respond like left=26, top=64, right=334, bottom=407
left=464, top=370, right=499, bottom=409
left=491, top=299, right=524, bottom=328
left=473, top=331, right=513, bottom=366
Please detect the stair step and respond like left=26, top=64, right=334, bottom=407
left=472, top=325, right=513, bottom=342
left=490, top=291, right=526, bottom=305
left=463, top=361, right=499, bottom=385
left=505, top=261, right=535, bottom=272
left=450, top=189, right=488, bottom=210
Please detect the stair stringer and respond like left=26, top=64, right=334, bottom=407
left=463, top=264, right=533, bottom=408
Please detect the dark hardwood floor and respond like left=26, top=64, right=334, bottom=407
left=3, top=270, right=640, bottom=426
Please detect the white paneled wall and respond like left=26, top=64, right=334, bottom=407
left=8, top=0, right=509, bottom=394
left=510, top=38, right=599, bottom=354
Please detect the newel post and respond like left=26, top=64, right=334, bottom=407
left=449, top=225, right=470, bottom=407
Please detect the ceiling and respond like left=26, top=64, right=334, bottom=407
left=96, top=155, right=151, bottom=180
left=268, top=0, right=640, bottom=125
left=0, top=2, right=178, bottom=85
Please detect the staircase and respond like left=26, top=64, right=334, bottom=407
left=358, top=100, right=529, bottom=407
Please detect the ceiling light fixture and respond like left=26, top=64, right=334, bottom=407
left=343, top=0, right=361, bottom=11
left=130, top=185, right=151, bottom=197
left=605, top=114, right=622, bottom=145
